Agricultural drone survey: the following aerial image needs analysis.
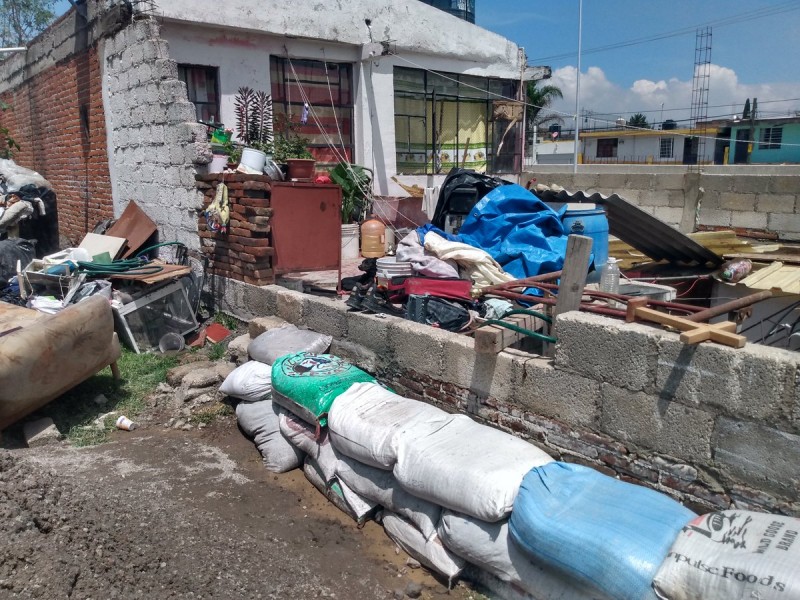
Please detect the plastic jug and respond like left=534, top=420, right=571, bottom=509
left=360, top=218, right=386, bottom=258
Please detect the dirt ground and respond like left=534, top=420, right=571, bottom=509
left=1, top=411, right=484, bottom=599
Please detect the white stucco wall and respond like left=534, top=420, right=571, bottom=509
left=159, top=12, right=526, bottom=195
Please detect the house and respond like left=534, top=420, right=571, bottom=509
left=0, top=0, right=532, bottom=250
left=726, top=115, right=800, bottom=165
left=578, top=127, right=716, bottom=166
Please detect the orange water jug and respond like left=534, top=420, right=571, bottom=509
left=360, top=217, right=386, bottom=258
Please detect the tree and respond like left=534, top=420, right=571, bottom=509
left=0, top=0, right=57, bottom=48
left=1, top=101, right=20, bottom=158
left=525, top=80, right=564, bottom=132
left=627, top=113, right=649, bottom=129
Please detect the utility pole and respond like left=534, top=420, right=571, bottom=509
left=747, top=97, right=757, bottom=164
left=572, top=0, right=583, bottom=173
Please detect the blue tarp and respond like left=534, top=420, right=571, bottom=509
left=457, top=184, right=570, bottom=279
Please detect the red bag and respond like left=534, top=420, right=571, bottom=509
left=385, top=277, right=472, bottom=303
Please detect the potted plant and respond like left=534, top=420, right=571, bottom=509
left=234, top=87, right=274, bottom=173
left=274, top=133, right=315, bottom=180
left=329, top=162, right=372, bottom=261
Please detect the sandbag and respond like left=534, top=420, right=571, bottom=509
left=327, top=382, right=451, bottom=469
left=382, top=511, right=465, bottom=581
left=438, top=511, right=612, bottom=600
left=394, top=415, right=552, bottom=522
left=271, top=352, right=375, bottom=427
left=219, top=361, right=272, bottom=402
left=279, top=411, right=338, bottom=483
left=336, top=454, right=441, bottom=541
left=653, top=511, right=800, bottom=600
left=509, top=462, right=695, bottom=600
left=234, top=400, right=303, bottom=473
left=247, top=324, right=332, bottom=366
left=303, top=457, right=377, bottom=525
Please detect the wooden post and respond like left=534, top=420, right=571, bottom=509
left=546, top=234, right=593, bottom=356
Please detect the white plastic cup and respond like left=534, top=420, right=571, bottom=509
left=116, top=416, right=137, bottom=431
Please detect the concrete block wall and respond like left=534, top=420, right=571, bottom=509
left=527, top=169, right=800, bottom=241
left=103, top=17, right=211, bottom=249
left=214, top=278, right=800, bottom=517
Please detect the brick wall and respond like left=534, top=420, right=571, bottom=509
left=0, top=44, right=113, bottom=245
left=196, top=174, right=274, bottom=285
left=210, top=280, right=800, bottom=518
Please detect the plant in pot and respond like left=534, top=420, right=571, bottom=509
left=234, top=86, right=274, bottom=173
left=329, top=162, right=371, bottom=224
left=274, top=133, right=315, bottom=180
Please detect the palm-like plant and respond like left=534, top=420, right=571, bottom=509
left=525, top=81, right=564, bottom=131
left=627, top=113, right=649, bottom=129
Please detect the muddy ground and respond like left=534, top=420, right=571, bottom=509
left=1, top=406, right=483, bottom=599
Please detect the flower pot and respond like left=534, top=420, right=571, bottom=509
left=208, top=154, right=228, bottom=174
left=286, top=158, right=316, bottom=180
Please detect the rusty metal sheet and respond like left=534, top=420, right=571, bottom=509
left=271, top=183, right=342, bottom=275
left=538, top=189, right=723, bottom=267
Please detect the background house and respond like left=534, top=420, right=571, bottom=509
left=727, top=116, right=800, bottom=165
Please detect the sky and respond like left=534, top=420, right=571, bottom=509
left=476, top=0, right=800, bottom=128
left=50, top=0, right=800, bottom=127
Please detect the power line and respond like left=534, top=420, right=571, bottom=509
left=528, top=1, right=800, bottom=62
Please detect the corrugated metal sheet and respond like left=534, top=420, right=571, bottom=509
left=537, top=189, right=723, bottom=267
left=740, top=262, right=800, bottom=294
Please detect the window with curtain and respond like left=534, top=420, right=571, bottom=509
left=270, top=57, right=354, bottom=167
left=393, top=66, right=520, bottom=174
left=177, top=65, right=219, bottom=124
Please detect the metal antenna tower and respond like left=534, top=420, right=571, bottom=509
left=689, top=26, right=712, bottom=168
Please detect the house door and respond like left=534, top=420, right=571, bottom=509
left=733, top=129, right=751, bottom=164
left=682, top=137, right=698, bottom=165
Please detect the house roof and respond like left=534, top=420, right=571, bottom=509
left=580, top=128, right=715, bottom=139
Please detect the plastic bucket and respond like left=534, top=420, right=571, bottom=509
left=208, top=154, right=228, bottom=174
left=561, top=207, right=609, bottom=281
left=341, top=224, right=360, bottom=261
left=240, top=148, right=267, bottom=173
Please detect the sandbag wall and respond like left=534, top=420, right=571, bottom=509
left=195, top=173, right=274, bottom=286
left=219, top=326, right=800, bottom=600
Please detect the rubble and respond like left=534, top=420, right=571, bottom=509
left=22, top=417, right=61, bottom=447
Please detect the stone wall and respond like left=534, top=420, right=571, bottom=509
left=102, top=16, right=211, bottom=249
left=525, top=169, right=800, bottom=241
left=212, top=279, right=800, bottom=517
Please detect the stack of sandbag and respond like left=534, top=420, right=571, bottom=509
left=509, top=462, right=696, bottom=600
left=325, top=382, right=554, bottom=582
left=653, top=511, right=800, bottom=600
left=248, top=324, right=332, bottom=366
left=220, top=361, right=303, bottom=473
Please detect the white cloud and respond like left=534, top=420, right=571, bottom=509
left=544, top=64, right=800, bottom=128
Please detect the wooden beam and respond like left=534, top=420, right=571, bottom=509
left=627, top=302, right=746, bottom=348
left=474, top=312, right=547, bottom=354
left=548, top=235, right=593, bottom=356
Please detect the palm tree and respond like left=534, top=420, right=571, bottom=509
left=525, top=81, right=564, bottom=132
left=627, top=113, right=649, bottom=129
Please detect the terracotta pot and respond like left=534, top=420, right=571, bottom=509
left=286, top=158, right=316, bottom=180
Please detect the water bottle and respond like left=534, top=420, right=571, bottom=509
left=600, top=257, right=620, bottom=294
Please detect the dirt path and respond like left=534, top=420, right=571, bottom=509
left=1, top=416, right=480, bottom=599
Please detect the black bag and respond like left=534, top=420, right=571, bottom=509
left=0, top=238, right=36, bottom=285
left=406, top=294, right=471, bottom=332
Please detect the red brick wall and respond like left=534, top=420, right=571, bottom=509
left=0, top=47, right=113, bottom=245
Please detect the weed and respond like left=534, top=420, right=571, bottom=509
left=207, top=342, right=226, bottom=361
left=30, top=349, right=179, bottom=447
left=213, top=311, right=240, bottom=332
left=189, top=402, right=233, bottom=426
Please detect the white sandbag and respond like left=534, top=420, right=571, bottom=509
left=336, top=454, right=441, bottom=541
left=653, top=511, right=800, bottom=600
left=438, top=511, right=612, bottom=600
left=247, top=323, right=332, bottom=366
left=235, top=400, right=303, bottom=473
left=279, top=411, right=339, bottom=483
left=303, top=457, right=377, bottom=525
left=382, top=511, right=465, bottom=581
left=327, top=382, right=451, bottom=469
left=394, top=415, right=553, bottom=522
left=219, top=361, right=272, bottom=402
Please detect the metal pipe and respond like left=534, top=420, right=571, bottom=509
left=479, top=271, right=563, bottom=295
left=491, top=289, right=627, bottom=318
left=685, top=290, right=773, bottom=323
left=0, top=47, right=26, bottom=54
left=531, top=282, right=703, bottom=313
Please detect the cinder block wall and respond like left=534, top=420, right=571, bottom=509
left=215, top=280, right=800, bottom=517
left=526, top=169, right=800, bottom=241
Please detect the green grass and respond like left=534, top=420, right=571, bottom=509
left=189, top=402, right=234, bottom=426
left=36, top=348, right=179, bottom=447
left=207, top=342, right=226, bottom=361
left=213, top=311, right=240, bottom=332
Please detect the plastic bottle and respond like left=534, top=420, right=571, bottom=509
left=600, top=257, right=620, bottom=294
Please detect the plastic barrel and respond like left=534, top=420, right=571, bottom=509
left=341, top=224, right=360, bottom=261
left=561, top=208, right=609, bottom=281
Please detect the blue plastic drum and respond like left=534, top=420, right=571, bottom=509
left=561, top=207, right=609, bottom=281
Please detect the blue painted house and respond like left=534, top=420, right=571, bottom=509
left=728, top=116, right=800, bottom=164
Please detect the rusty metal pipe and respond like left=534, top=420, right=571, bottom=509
left=530, top=282, right=703, bottom=314
left=490, top=289, right=628, bottom=318
left=684, top=290, right=773, bottom=323
left=479, top=271, right=563, bottom=294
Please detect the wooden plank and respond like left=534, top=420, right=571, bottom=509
left=629, top=304, right=746, bottom=348
left=722, top=252, right=800, bottom=265
left=474, top=312, right=546, bottom=354
left=548, top=235, right=593, bottom=356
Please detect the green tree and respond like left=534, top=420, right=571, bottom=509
left=627, top=113, right=649, bottom=129
left=0, top=0, right=57, bottom=48
left=525, top=80, right=564, bottom=131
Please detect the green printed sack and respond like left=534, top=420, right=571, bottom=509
left=271, top=352, right=375, bottom=428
